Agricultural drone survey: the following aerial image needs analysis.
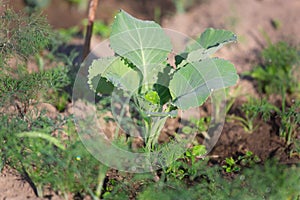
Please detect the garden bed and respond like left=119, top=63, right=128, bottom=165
left=1, top=0, right=299, bottom=199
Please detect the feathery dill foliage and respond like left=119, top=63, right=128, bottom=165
left=0, top=66, right=70, bottom=112
left=0, top=6, right=70, bottom=114
left=104, top=160, right=300, bottom=200
left=0, top=6, right=51, bottom=72
left=249, top=41, right=300, bottom=95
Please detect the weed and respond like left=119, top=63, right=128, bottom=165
left=165, top=145, right=208, bottom=180
left=244, top=41, right=300, bottom=150
left=279, top=100, right=300, bottom=146
left=238, top=150, right=261, bottom=166
left=228, top=98, right=278, bottom=133
left=222, top=157, right=241, bottom=173
left=247, top=41, right=300, bottom=110
left=222, top=151, right=261, bottom=173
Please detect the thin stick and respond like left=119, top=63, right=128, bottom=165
left=82, top=0, right=99, bottom=61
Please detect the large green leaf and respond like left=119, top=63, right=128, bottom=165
left=185, top=28, right=237, bottom=62
left=88, top=56, right=141, bottom=92
left=198, top=28, right=237, bottom=49
left=110, top=10, right=172, bottom=84
left=169, top=58, right=238, bottom=110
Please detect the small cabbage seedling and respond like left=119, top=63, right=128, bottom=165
left=88, top=10, right=238, bottom=151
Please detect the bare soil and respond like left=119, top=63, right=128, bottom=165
left=0, top=167, right=43, bottom=200
left=1, top=0, right=300, bottom=199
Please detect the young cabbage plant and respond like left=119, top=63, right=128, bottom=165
left=88, top=10, right=238, bottom=151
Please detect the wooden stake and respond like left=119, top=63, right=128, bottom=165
left=82, top=0, right=99, bottom=61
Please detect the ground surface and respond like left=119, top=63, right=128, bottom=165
left=1, top=0, right=300, bottom=199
